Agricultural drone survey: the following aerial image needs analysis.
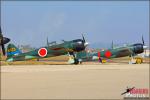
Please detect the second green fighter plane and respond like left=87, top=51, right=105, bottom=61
left=76, top=36, right=148, bottom=64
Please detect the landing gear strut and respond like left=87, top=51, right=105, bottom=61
left=72, top=53, right=80, bottom=65
left=68, top=52, right=80, bottom=65
left=74, top=58, right=79, bottom=65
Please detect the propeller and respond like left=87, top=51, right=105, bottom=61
left=82, top=34, right=89, bottom=47
left=111, top=40, right=114, bottom=49
left=82, top=34, right=85, bottom=43
left=46, top=37, right=49, bottom=47
left=142, top=35, right=147, bottom=55
left=0, top=27, right=10, bottom=55
left=0, top=27, right=6, bottom=55
left=142, top=35, right=145, bottom=45
left=1, top=38, right=6, bottom=55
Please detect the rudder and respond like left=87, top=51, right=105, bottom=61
left=7, top=43, right=22, bottom=58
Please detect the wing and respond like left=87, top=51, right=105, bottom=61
left=115, top=48, right=132, bottom=58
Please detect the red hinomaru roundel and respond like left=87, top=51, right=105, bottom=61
left=105, top=50, right=112, bottom=58
left=38, top=48, right=47, bottom=57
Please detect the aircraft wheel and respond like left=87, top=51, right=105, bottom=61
left=102, top=59, right=106, bottom=63
left=74, top=58, right=79, bottom=65
left=136, top=58, right=143, bottom=64
left=37, top=58, right=39, bottom=61
left=79, top=61, right=82, bottom=64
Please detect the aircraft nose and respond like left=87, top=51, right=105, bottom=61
left=72, top=41, right=85, bottom=52
left=84, top=42, right=89, bottom=47
left=133, top=43, right=144, bottom=54
left=3, top=37, right=10, bottom=44
left=143, top=45, right=148, bottom=49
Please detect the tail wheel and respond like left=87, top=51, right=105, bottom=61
left=136, top=58, right=143, bottom=64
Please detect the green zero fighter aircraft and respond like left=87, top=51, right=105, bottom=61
left=0, top=27, right=10, bottom=55
left=76, top=36, right=148, bottom=64
left=6, top=35, right=88, bottom=64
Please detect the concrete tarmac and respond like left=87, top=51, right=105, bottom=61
left=1, top=64, right=149, bottom=99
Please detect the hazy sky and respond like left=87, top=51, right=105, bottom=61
left=1, top=1, right=149, bottom=48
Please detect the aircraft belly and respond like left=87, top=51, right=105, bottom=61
left=25, top=55, right=37, bottom=59
left=13, top=56, right=25, bottom=61
left=8, top=55, right=37, bottom=61
left=6, top=58, right=13, bottom=62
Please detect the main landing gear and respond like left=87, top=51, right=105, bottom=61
left=129, top=56, right=143, bottom=64
left=135, top=57, right=143, bottom=64
left=68, top=52, right=81, bottom=65
left=74, top=58, right=79, bottom=65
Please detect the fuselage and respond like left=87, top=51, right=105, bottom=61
left=76, top=43, right=144, bottom=61
left=98, top=43, right=144, bottom=58
left=6, top=39, right=87, bottom=61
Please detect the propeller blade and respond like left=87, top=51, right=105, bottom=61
left=0, top=27, right=10, bottom=55
left=1, top=34, right=6, bottom=55
left=0, top=27, right=2, bottom=34
left=82, top=33, right=89, bottom=47
left=0, top=27, right=4, bottom=44
left=142, top=35, right=148, bottom=56
left=111, top=40, right=114, bottom=49
left=82, top=34, right=85, bottom=43
left=0, top=27, right=4, bottom=41
left=1, top=43, right=5, bottom=55
left=142, top=35, right=145, bottom=45
left=46, top=37, right=49, bottom=47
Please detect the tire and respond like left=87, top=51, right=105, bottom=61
left=136, top=58, right=142, bottom=64
left=74, top=58, right=79, bottom=65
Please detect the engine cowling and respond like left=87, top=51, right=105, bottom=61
left=133, top=43, right=144, bottom=54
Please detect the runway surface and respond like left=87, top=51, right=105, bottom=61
left=1, top=64, right=149, bottom=99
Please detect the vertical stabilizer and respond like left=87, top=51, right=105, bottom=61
left=7, top=43, right=22, bottom=58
